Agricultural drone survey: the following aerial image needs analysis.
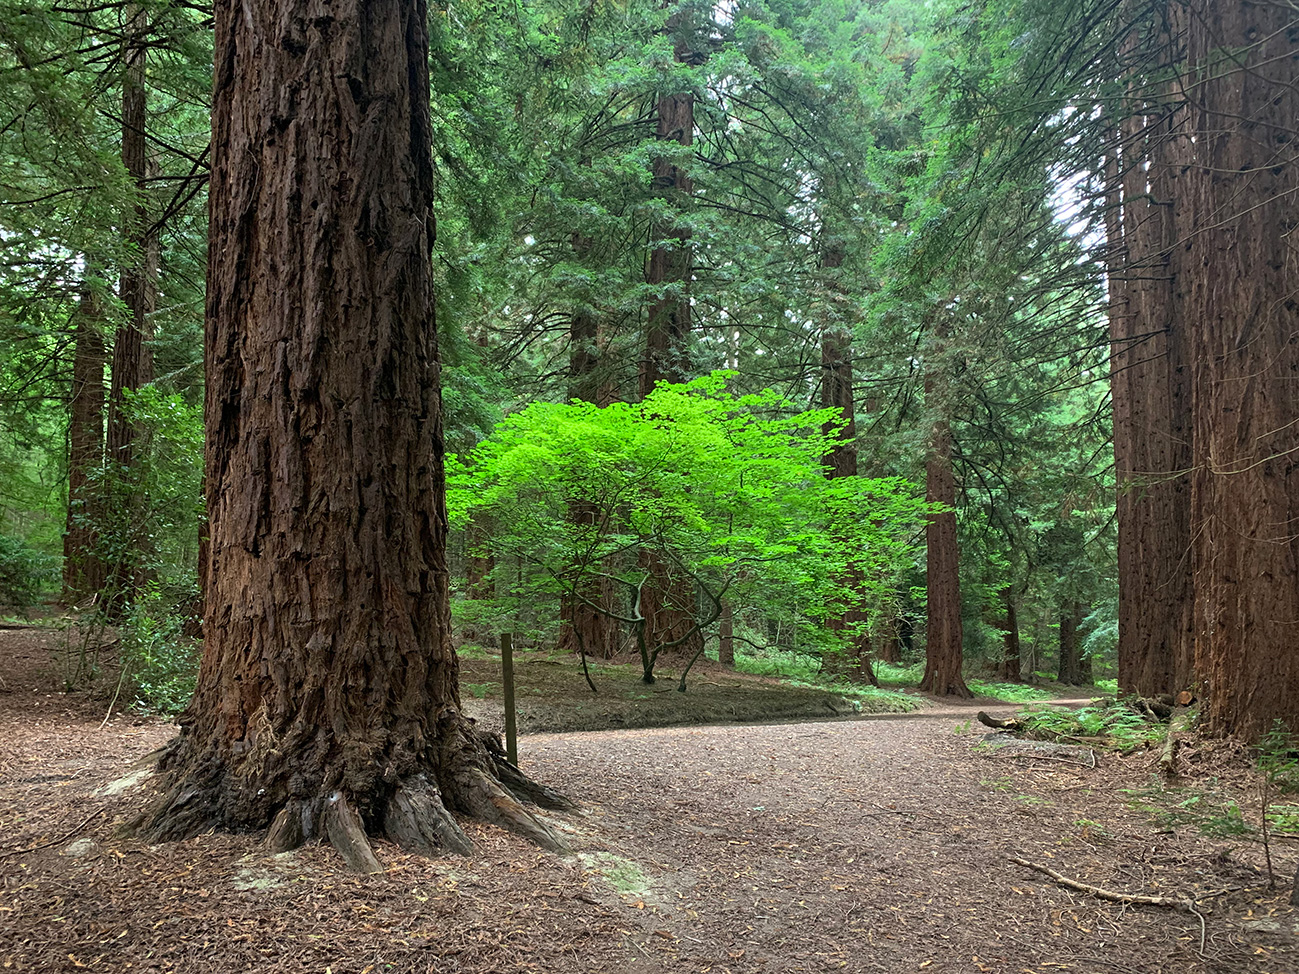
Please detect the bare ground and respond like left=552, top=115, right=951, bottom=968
left=1, top=626, right=1296, bottom=974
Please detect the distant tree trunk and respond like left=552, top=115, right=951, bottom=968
left=106, top=2, right=157, bottom=610
left=920, top=329, right=970, bottom=698
left=63, top=282, right=106, bottom=602
left=875, top=624, right=901, bottom=664
left=142, top=0, right=569, bottom=865
left=996, top=586, right=1022, bottom=682
left=636, top=13, right=705, bottom=660
left=460, top=512, right=496, bottom=648
left=1057, top=601, right=1086, bottom=685
left=1106, top=31, right=1194, bottom=700
left=819, top=237, right=875, bottom=685
left=1184, top=0, right=1299, bottom=739
left=717, top=601, right=734, bottom=666
left=558, top=265, right=619, bottom=659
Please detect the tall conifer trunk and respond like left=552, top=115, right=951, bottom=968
left=142, top=0, right=569, bottom=866
left=1107, top=41, right=1194, bottom=698
left=638, top=11, right=706, bottom=659
left=107, top=2, right=157, bottom=609
left=1184, top=0, right=1299, bottom=739
left=920, top=336, right=970, bottom=697
left=819, top=237, right=875, bottom=684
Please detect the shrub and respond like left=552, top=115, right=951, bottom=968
left=0, top=533, right=57, bottom=607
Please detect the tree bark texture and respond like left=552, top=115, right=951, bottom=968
left=1057, top=601, right=1088, bottom=685
left=106, top=3, right=157, bottom=608
left=718, top=601, right=734, bottom=666
left=640, top=84, right=695, bottom=398
left=1184, top=0, right=1299, bottom=739
left=1107, top=27, right=1195, bottom=700
left=63, top=283, right=106, bottom=601
left=995, top=585, right=1022, bottom=682
left=142, top=0, right=569, bottom=863
left=921, top=397, right=970, bottom=697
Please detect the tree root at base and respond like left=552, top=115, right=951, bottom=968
left=137, top=725, right=576, bottom=871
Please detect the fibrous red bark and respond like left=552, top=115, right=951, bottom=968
left=1183, top=0, right=1299, bottom=739
left=920, top=343, right=970, bottom=698
left=1106, top=31, right=1194, bottom=698
left=141, top=0, right=569, bottom=866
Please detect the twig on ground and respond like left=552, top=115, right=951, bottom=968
left=1006, top=751, right=1097, bottom=769
left=0, top=809, right=103, bottom=859
left=1009, top=855, right=1192, bottom=909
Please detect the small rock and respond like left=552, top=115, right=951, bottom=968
left=61, top=837, right=96, bottom=858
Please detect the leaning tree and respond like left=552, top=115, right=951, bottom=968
left=141, top=0, right=570, bottom=870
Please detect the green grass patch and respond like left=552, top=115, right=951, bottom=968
left=968, top=680, right=1054, bottom=703
left=1094, top=678, right=1118, bottom=694
left=875, top=661, right=924, bottom=687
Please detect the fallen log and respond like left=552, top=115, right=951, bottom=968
left=977, top=711, right=1023, bottom=731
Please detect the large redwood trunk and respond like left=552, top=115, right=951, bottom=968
left=143, top=0, right=568, bottom=866
left=636, top=15, right=705, bottom=660
left=1107, top=22, right=1195, bottom=699
left=1184, top=0, right=1299, bottom=739
left=63, top=282, right=106, bottom=602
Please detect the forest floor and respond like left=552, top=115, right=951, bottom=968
left=1, top=624, right=1296, bottom=974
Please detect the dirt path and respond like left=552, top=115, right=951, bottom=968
left=0, top=631, right=1294, bottom=973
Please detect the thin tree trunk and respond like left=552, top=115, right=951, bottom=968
left=143, top=0, right=568, bottom=863
left=1185, top=0, right=1299, bottom=739
left=718, top=601, right=734, bottom=666
left=106, top=3, right=157, bottom=610
left=1057, top=601, right=1085, bottom=685
left=63, top=282, right=106, bottom=602
left=996, top=585, right=1022, bottom=682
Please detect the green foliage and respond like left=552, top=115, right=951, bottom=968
left=1014, top=702, right=1165, bottom=752
left=87, top=388, right=203, bottom=608
left=875, top=661, right=925, bottom=687
left=968, top=680, right=1053, bottom=704
left=1125, top=779, right=1254, bottom=838
left=450, top=373, right=931, bottom=675
left=116, top=587, right=198, bottom=714
left=0, top=533, right=57, bottom=606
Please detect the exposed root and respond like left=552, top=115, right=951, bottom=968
left=137, top=712, right=575, bottom=871
left=455, top=767, right=568, bottom=854
left=383, top=775, right=473, bottom=857
left=265, top=801, right=305, bottom=854
left=323, top=793, right=384, bottom=874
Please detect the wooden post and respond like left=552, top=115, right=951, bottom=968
left=501, top=631, right=517, bottom=765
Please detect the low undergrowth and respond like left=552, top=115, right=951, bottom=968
left=1012, top=701, right=1168, bottom=752
left=968, top=680, right=1054, bottom=703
